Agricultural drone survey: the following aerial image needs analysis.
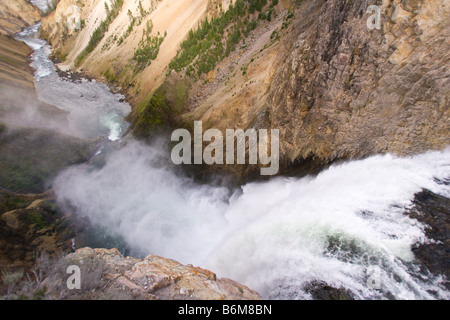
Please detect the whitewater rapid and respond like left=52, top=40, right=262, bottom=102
left=53, top=141, right=450, bottom=300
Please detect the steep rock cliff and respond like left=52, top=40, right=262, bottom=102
left=264, top=0, right=449, bottom=163
left=0, top=0, right=40, bottom=36
left=182, top=0, right=449, bottom=168
left=40, top=0, right=209, bottom=106
left=40, top=0, right=449, bottom=174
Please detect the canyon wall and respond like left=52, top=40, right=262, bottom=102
left=0, top=0, right=40, bottom=36
left=40, top=0, right=209, bottom=105
left=41, top=0, right=449, bottom=174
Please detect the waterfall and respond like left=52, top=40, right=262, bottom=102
left=53, top=140, right=450, bottom=300
left=13, top=18, right=450, bottom=301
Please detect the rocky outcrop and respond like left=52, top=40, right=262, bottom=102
left=41, top=247, right=261, bottom=300
left=0, top=0, right=40, bottom=36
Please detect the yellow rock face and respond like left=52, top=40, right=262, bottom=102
left=40, top=0, right=450, bottom=173
left=0, top=0, right=40, bottom=36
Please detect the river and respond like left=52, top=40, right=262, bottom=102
left=14, top=24, right=130, bottom=141
left=13, top=17, right=450, bottom=300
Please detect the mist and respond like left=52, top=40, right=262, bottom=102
left=0, top=23, right=131, bottom=193
left=54, top=139, right=231, bottom=263
left=0, top=84, right=68, bottom=132
left=53, top=137, right=450, bottom=299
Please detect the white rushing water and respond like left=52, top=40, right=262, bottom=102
left=13, top=20, right=449, bottom=300
left=53, top=141, right=450, bottom=300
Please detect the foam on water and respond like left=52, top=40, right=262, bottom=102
left=15, top=24, right=54, bottom=81
left=100, top=113, right=124, bottom=141
left=205, top=150, right=450, bottom=299
left=55, top=141, right=230, bottom=263
left=53, top=142, right=450, bottom=300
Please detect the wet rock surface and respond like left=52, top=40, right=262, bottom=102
left=55, top=68, right=93, bottom=84
left=408, top=187, right=450, bottom=290
left=304, top=281, right=354, bottom=300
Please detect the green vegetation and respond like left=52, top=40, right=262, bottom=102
left=130, top=77, right=192, bottom=137
left=133, top=90, right=168, bottom=137
left=248, top=0, right=268, bottom=13
left=137, top=0, right=150, bottom=22
left=104, top=68, right=116, bottom=83
left=174, top=81, right=189, bottom=112
left=117, top=10, right=136, bottom=46
left=281, top=9, right=294, bottom=30
left=0, top=192, right=33, bottom=215
left=132, top=0, right=283, bottom=137
left=132, top=20, right=166, bottom=70
left=270, top=29, right=279, bottom=40
left=0, top=124, right=94, bottom=193
left=168, top=0, right=279, bottom=79
left=138, top=0, right=145, bottom=16
left=61, top=20, right=69, bottom=44
left=19, top=209, right=47, bottom=230
left=75, top=0, right=124, bottom=66
left=117, top=1, right=152, bottom=46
